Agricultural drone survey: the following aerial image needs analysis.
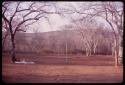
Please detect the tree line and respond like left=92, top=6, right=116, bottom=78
left=2, top=2, right=123, bottom=66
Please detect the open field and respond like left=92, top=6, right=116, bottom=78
left=2, top=1, right=123, bottom=84
left=2, top=53, right=123, bottom=83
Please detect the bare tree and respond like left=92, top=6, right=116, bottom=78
left=101, top=2, right=123, bottom=66
left=71, top=18, right=94, bottom=56
left=70, top=2, right=123, bottom=66
left=2, top=16, right=9, bottom=50
left=2, top=1, right=58, bottom=63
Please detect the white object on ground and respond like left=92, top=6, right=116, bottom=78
left=14, top=61, right=35, bottom=64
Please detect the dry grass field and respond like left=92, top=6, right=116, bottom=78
left=2, top=53, right=123, bottom=83
left=2, top=1, right=123, bottom=84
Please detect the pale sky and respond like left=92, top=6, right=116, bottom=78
left=26, top=14, right=71, bottom=33
left=5, top=2, right=123, bottom=33
left=26, top=2, right=76, bottom=33
left=25, top=1, right=123, bottom=33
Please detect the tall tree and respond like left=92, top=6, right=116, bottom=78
left=70, top=2, right=123, bottom=66
left=2, top=1, right=57, bottom=63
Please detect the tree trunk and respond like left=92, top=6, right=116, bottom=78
left=85, top=43, right=90, bottom=57
left=118, top=46, right=122, bottom=64
left=112, top=44, right=115, bottom=56
left=85, top=47, right=89, bottom=56
left=118, top=36, right=123, bottom=65
left=93, top=43, right=97, bottom=54
left=11, top=34, right=16, bottom=63
left=89, top=47, right=91, bottom=56
left=114, top=38, right=118, bottom=67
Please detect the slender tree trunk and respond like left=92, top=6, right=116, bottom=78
left=85, top=43, right=90, bottom=57
left=118, top=36, right=123, bottom=65
left=89, top=46, right=91, bottom=56
left=11, top=34, right=16, bottom=63
left=86, top=48, right=89, bottom=56
left=118, top=45, right=122, bottom=64
left=112, top=44, right=114, bottom=56
left=87, top=44, right=91, bottom=56
left=93, top=43, right=97, bottom=54
left=116, top=37, right=122, bottom=65
left=114, top=38, right=118, bottom=67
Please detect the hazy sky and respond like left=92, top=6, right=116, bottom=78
left=26, top=2, right=78, bottom=33
left=25, top=1, right=122, bottom=33
left=27, top=14, right=71, bottom=33
left=4, top=2, right=123, bottom=33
